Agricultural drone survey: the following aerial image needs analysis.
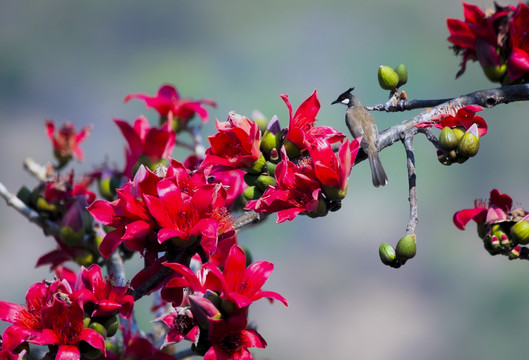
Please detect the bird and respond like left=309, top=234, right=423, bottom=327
left=332, top=87, right=388, bottom=187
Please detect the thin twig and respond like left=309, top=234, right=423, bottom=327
left=403, top=135, right=418, bottom=236
left=23, top=158, right=51, bottom=181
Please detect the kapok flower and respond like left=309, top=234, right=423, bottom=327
left=203, top=112, right=264, bottom=171
left=114, top=116, right=176, bottom=178
left=507, top=2, right=529, bottom=81
left=245, top=150, right=323, bottom=223
left=415, top=104, right=488, bottom=136
left=164, top=245, right=287, bottom=309
left=72, top=264, right=134, bottom=318
left=45, top=120, right=92, bottom=167
left=205, top=307, right=267, bottom=360
left=30, top=298, right=106, bottom=360
left=124, top=84, right=216, bottom=123
left=282, top=90, right=344, bottom=156
left=87, top=166, right=158, bottom=259
left=309, top=137, right=361, bottom=201
left=453, top=189, right=513, bottom=230
left=160, top=307, right=199, bottom=345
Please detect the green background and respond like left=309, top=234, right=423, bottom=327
left=1, top=1, right=528, bottom=359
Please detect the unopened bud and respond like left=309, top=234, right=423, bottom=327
left=89, top=322, right=107, bottom=337
left=457, top=129, right=480, bottom=158
left=378, top=65, right=399, bottom=91
left=396, top=234, right=417, bottom=260
left=242, top=186, right=263, bottom=201
left=510, top=220, right=529, bottom=245
left=264, top=161, right=277, bottom=176
left=439, top=127, right=459, bottom=151
left=394, top=63, right=408, bottom=87
left=246, top=156, right=266, bottom=174
left=255, top=175, right=277, bottom=191
left=509, top=245, right=521, bottom=259
left=104, top=315, right=119, bottom=337
left=379, top=242, right=397, bottom=266
left=16, top=186, right=32, bottom=206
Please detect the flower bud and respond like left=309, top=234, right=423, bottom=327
left=439, top=127, right=459, bottom=151
left=255, top=175, right=277, bottom=191
left=16, top=186, right=32, bottom=206
left=457, top=132, right=479, bottom=158
left=243, top=173, right=259, bottom=186
left=89, top=322, right=107, bottom=337
left=452, top=127, right=465, bottom=143
left=394, top=63, right=408, bottom=87
left=510, top=220, right=529, bottom=245
left=242, top=186, right=263, bottom=201
left=396, top=234, right=417, bottom=260
left=378, top=65, right=400, bottom=91
left=264, top=161, right=277, bottom=176
left=188, top=295, right=221, bottom=330
left=509, top=245, right=521, bottom=259
left=246, top=155, right=266, bottom=174
left=260, top=116, right=281, bottom=156
left=283, top=140, right=301, bottom=159
left=58, top=226, right=84, bottom=247
left=104, top=315, right=119, bottom=337
left=322, top=186, right=347, bottom=202
left=305, top=197, right=328, bottom=218
left=379, top=242, right=396, bottom=266
left=483, top=64, right=507, bottom=83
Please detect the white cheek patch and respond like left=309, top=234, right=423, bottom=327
left=341, top=98, right=350, bottom=105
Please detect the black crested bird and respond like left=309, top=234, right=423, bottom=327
left=332, top=87, right=388, bottom=187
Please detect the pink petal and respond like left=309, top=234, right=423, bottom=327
left=56, top=345, right=81, bottom=360
left=453, top=208, right=486, bottom=230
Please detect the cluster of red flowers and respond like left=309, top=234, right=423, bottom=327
left=3, top=82, right=361, bottom=359
left=0, top=265, right=132, bottom=360
left=447, top=2, right=529, bottom=83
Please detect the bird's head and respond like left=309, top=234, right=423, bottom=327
left=331, top=87, right=355, bottom=106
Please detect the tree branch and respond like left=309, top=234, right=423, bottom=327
left=403, top=135, right=418, bottom=236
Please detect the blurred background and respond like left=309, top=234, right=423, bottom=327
left=1, top=1, right=529, bottom=359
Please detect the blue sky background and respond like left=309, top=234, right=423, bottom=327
left=1, top=1, right=529, bottom=359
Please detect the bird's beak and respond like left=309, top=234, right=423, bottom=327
left=331, top=99, right=339, bottom=105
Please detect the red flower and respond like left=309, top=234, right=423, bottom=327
left=282, top=90, right=344, bottom=154
left=446, top=3, right=514, bottom=78
left=160, top=307, right=199, bottom=345
left=87, top=166, right=158, bottom=259
left=415, top=104, right=487, bottom=136
left=114, top=116, right=176, bottom=178
left=203, top=112, right=264, bottom=170
left=507, top=2, right=529, bottom=81
left=309, top=138, right=361, bottom=201
left=245, top=150, right=322, bottom=223
left=124, top=84, right=216, bottom=123
left=453, top=189, right=513, bottom=230
left=45, top=120, right=91, bottom=166
left=30, top=298, right=106, bottom=360
left=205, top=307, right=266, bottom=360
left=72, top=264, right=134, bottom=318
left=165, top=245, right=287, bottom=309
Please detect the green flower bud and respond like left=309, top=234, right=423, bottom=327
left=89, top=322, right=107, bottom=337
left=58, top=226, right=84, bottom=247
left=322, top=185, right=347, bottom=202
left=83, top=316, right=92, bottom=328
left=379, top=242, right=397, bottom=266
left=264, top=161, right=277, bottom=176
left=255, top=175, right=277, bottom=191
left=396, top=234, right=417, bottom=260
left=74, top=250, right=95, bottom=267
left=242, top=186, right=263, bottom=201
left=452, top=127, right=465, bottom=142
left=439, top=127, right=459, bottom=151
left=457, top=132, right=480, bottom=158
left=483, top=64, right=507, bottom=82
left=104, top=315, right=119, bottom=337
left=305, top=197, right=329, bottom=218
left=510, top=220, right=529, bottom=245
left=378, top=65, right=400, bottom=91
left=283, top=140, right=301, bottom=158
left=260, top=129, right=281, bottom=156
left=246, top=155, right=266, bottom=174
left=243, top=173, right=259, bottom=186
left=394, top=63, right=408, bottom=87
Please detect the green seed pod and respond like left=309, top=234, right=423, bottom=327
left=264, top=161, right=277, bottom=176
left=439, top=127, right=459, bottom=151
left=510, top=220, right=529, bottom=245
left=378, top=65, right=400, bottom=91
left=243, top=173, right=259, bottom=186
left=396, top=235, right=417, bottom=260
left=260, top=129, right=281, bottom=156
left=457, top=132, right=480, bottom=157
left=379, top=242, right=397, bottom=266
left=394, top=63, right=408, bottom=87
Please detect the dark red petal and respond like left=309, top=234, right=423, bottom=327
left=489, top=189, right=512, bottom=212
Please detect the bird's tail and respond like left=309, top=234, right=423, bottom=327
left=368, top=148, right=388, bottom=187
